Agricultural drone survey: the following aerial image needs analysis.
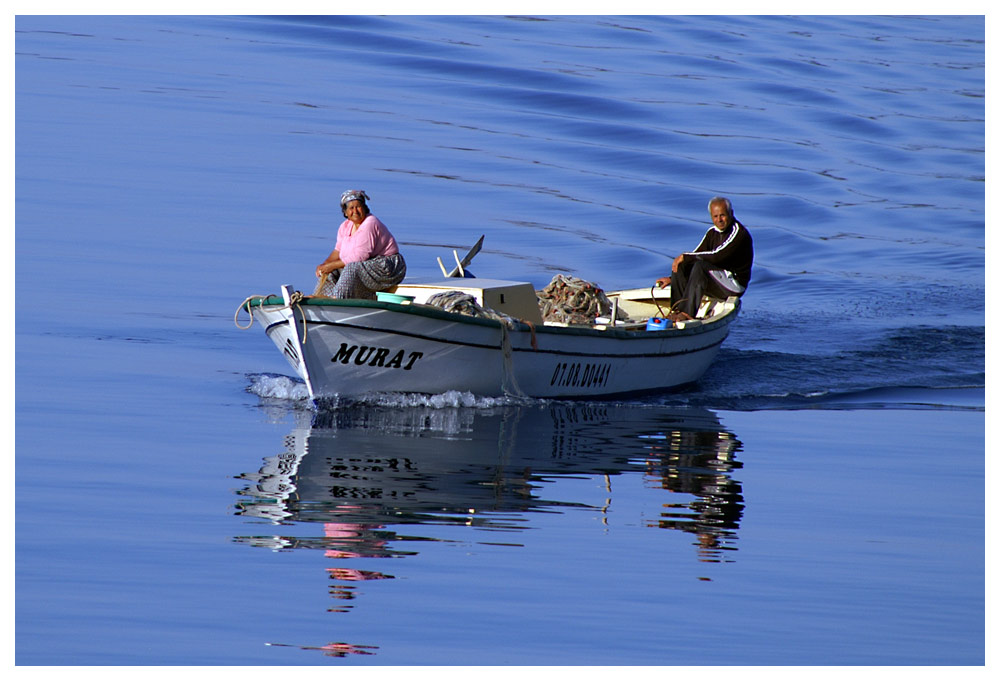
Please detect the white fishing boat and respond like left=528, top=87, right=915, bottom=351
left=236, top=239, right=740, bottom=400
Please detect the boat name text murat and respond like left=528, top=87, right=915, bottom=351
left=331, top=343, right=424, bottom=370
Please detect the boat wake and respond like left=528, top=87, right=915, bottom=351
left=651, top=381, right=985, bottom=412
left=246, top=373, right=530, bottom=410
left=246, top=364, right=984, bottom=413
left=246, top=373, right=311, bottom=402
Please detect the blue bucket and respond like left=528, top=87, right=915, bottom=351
left=646, top=317, right=670, bottom=331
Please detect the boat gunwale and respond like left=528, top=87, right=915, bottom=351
left=248, top=294, right=740, bottom=341
left=264, top=318, right=731, bottom=360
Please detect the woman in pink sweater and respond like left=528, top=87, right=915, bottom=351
left=315, top=190, right=407, bottom=299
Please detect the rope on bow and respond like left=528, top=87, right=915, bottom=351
left=234, top=291, right=310, bottom=343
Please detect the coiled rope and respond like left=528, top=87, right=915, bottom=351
left=234, top=290, right=310, bottom=342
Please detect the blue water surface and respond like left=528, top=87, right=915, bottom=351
left=15, top=15, right=984, bottom=666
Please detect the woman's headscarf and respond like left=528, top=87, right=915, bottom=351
left=340, top=189, right=371, bottom=210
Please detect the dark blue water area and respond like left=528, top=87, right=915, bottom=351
left=15, top=15, right=984, bottom=666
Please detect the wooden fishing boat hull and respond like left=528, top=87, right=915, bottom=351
left=242, top=282, right=739, bottom=400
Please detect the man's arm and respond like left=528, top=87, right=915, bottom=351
left=656, top=254, right=686, bottom=288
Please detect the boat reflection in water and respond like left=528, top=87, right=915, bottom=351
left=234, top=400, right=744, bottom=655
left=237, top=400, right=743, bottom=547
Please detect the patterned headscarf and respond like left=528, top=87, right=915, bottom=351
left=340, top=189, right=370, bottom=209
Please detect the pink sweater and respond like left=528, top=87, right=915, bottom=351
left=334, top=215, right=400, bottom=264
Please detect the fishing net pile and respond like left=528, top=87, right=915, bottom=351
left=425, top=290, right=519, bottom=327
left=537, top=274, right=624, bottom=325
left=425, top=276, right=626, bottom=328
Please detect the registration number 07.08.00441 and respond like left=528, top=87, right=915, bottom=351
left=549, top=361, right=611, bottom=388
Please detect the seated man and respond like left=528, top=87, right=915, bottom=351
left=656, top=196, right=754, bottom=320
